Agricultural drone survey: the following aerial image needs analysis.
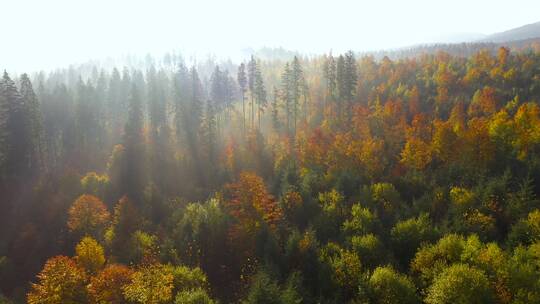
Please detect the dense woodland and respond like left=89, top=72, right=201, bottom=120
left=1, top=45, right=540, bottom=303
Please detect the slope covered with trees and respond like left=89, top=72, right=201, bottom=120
left=1, top=46, right=540, bottom=303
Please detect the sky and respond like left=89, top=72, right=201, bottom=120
left=2, top=0, right=540, bottom=72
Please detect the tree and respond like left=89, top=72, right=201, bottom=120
left=108, top=196, right=141, bottom=263
left=0, top=71, right=32, bottom=179
left=254, top=68, right=267, bottom=129
left=175, top=288, right=215, bottom=304
left=323, top=54, right=337, bottom=107
left=238, top=63, right=248, bottom=136
left=391, top=214, right=438, bottom=268
left=121, top=84, right=146, bottom=202
left=242, top=271, right=282, bottom=304
left=19, top=73, right=44, bottom=173
left=281, top=63, right=293, bottom=138
left=88, top=264, right=134, bottom=304
left=27, top=256, right=88, bottom=304
left=343, top=204, right=378, bottom=235
left=67, top=194, right=111, bottom=238
left=336, top=52, right=357, bottom=125
left=400, top=137, right=432, bottom=170
left=351, top=234, right=385, bottom=269
left=320, top=243, right=362, bottom=299
left=123, top=263, right=174, bottom=304
left=248, top=56, right=258, bottom=129
left=425, top=264, right=494, bottom=304
left=75, top=236, right=105, bottom=274
left=290, top=56, right=304, bottom=137
left=368, top=266, right=420, bottom=304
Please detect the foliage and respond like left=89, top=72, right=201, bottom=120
left=425, top=263, right=494, bottom=304
left=123, top=263, right=174, bottom=304
left=75, top=236, right=106, bottom=274
left=27, top=256, right=88, bottom=304
left=67, top=194, right=111, bottom=238
left=87, top=264, right=133, bottom=304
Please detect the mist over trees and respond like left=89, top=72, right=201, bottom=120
left=2, top=44, right=540, bottom=303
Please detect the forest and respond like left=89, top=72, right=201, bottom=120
left=1, top=45, right=540, bottom=303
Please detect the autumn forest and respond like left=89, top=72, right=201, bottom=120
left=2, top=42, right=540, bottom=304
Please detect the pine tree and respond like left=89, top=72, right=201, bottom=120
left=237, top=63, right=247, bottom=136
left=290, top=56, right=304, bottom=137
left=0, top=71, right=32, bottom=179
left=281, top=63, right=292, bottom=138
left=248, top=56, right=257, bottom=129
left=271, top=87, right=280, bottom=132
left=173, top=62, right=189, bottom=148
left=344, top=51, right=357, bottom=123
left=147, top=66, right=170, bottom=193
left=323, top=54, right=337, bottom=107
left=19, top=74, right=44, bottom=172
left=336, top=54, right=346, bottom=124
left=202, top=98, right=217, bottom=170
left=108, top=68, right=122, bottom=140
left=122, top=84, right=145, bottom=203
left=254, top=68, right=267, bottom=129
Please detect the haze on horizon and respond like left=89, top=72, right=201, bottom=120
left=2, top=0, right=540, bottom=72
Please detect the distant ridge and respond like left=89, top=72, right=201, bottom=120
left=482, top=21, right=540, bottom=43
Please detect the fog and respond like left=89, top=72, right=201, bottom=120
left=2, top=0, right=540, bottom=72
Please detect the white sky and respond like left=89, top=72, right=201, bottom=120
left=2, top=0, right=540, bottom=72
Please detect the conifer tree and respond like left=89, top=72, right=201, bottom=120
left=254, top=68, right=267, bottom=129
left=290, top=56, right=304, bottom=137
left=272, top=87, right=280, bottom=132
left=0, top=71, right=32, bottom=179
left=248, top=56, right=257, bottom=129
left=19, top=74, right=44, bottom=172
left=122, top=84, right=145, bottom=202
left=237, top=63, right=247, bottom=136
left=173, top=62, right=189, bottom=148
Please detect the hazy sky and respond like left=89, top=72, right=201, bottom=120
left=2, top=0, right=540, bottom=72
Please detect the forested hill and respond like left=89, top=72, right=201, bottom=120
left=1, top=46, right=540, bottom=303
left=483, top=21, right=540, bottom=43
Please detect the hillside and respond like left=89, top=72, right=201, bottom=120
left=483, top=21, right=540, bottom=42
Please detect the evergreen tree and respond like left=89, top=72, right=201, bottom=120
left=173, top=62, right=189, bottom=148
left=0, top=71, right=32, bottom=179
left=271, top=87, right=280, bottom=132
left=107, top=68, right=122, bottom=140
left=147, top=66, right=170, bottom=193
left=238, top=63, right=247, bottom=136
left=254, top=68, right=267, bottom=129
left=281, top=63, right=292, bottom=138
left=248, top=56, right=257, bottom=129
left=121, top=84, right=145, bottom=202
left=323, top=54, right=337, bottom=107
left=19, top=74, right=44, bottom=173
left=343, top=51, right=357, bottom=123
left=290, top=56, right=304, bottom=137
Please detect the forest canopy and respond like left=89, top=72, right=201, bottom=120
left=1, top=45, right=540, bottom=303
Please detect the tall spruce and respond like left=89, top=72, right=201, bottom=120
left=254, top=68, right=267, bottom=129
left=237, top=63, right=247, bottom=136
left=281, top=63, right=292, bottom=138
left=290, top=56, right=304, bottom=137
left=19, top=74, right=44, bottom=172
left=247, top=56, right=257, bottom=129
left=122, top=84, right=145, bottom=202
left=0, top=72, right=32, bottom=179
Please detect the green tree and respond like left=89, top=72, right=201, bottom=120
left=238, top=63, right=248, bottom=136
left=74, top=236, right=105, bottom=274
left=121, top=84, right=146, bottom=202
left=425, top=264, right=494, bottom=304
left=368, top=266, right=419, bottom=304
